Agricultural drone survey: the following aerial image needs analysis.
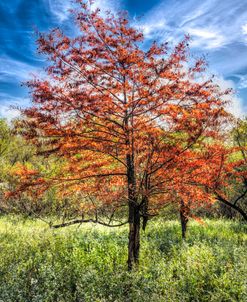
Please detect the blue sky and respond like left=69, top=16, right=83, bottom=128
left=1, top=0, right=247, bottom=119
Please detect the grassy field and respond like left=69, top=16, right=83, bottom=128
left=0, top=217, right=246, bottom=302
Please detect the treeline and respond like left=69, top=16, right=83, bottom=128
left=1, top=118, right=246, bottom=223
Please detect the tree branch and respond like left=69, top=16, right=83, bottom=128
left=52, top=218, right=129, bottom=228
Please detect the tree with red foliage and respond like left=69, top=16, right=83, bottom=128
left=195, top=141, right=247, bottom=222
left=168, top=139, right=247, bottom=239
left=144, top=143, right=223, bottom=239
left=10, top=1, right=231, bottom=269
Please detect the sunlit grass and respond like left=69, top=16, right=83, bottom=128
left=0, top=217, right=246, bottom=302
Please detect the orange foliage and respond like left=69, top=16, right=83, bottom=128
left=9, top=1, right=234, bottom=267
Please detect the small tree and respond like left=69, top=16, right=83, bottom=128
left=151, top=146, right=221, bottom=239
left=205, top=137, right=247, bottom=222
left=174, top=141, right=247, bottom=225
left=10, top=1, right=231, bottom=269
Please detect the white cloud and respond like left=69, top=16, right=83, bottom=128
left=242, top=23, right=247, bottom=35
left=134, top=0, right=247, bottom=50
left=91, top=0, right=122, bottom=13
left=45, top=0, right=123, bottom=22
left=214, top=76, right=245, bottom=118
left=0, top=94, right=30, bottom=122
left=137, top=20, right=167, bottom=39
left=227, top=94, right=245, bottom=118
left=232, top=74, right=247, bottom=90
left=0, top=105, right=21, bottom=122
left=188, top=27, right=226, bottom=49
left=239, top=79, right=247, bottom=89
left=0, top=56, right=42, bottom=82
left=242, top=23, right=247, bottom=44
left=46, top=0, right=73, bottom=22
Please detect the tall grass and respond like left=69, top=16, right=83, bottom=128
left=0, top=217, right=246, bottom=302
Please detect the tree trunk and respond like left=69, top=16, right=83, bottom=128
left=126, top=148, right=140, bottom=270
left=180, top=200, right=189, bottom=239
left=127, top=203, right=140, bottom=270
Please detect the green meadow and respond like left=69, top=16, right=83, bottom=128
left=0, top=217, right=246, bottom=302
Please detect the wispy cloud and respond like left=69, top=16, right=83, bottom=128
left=45, top=0, right=73, bottom=22
left=91, top=0, right=123, bottom=14
left=0, top=93, right=30, bottom=121
left=134, top=0, right=247, bottom=50
left=227, top=94, right=245, bottom=118
left=45, top=0, right=123, bottom=24
left=131, top=0, right=247, bottom=116
left=1, top=0, right=247, bottom=116
left=137, top=20, right=167, bottom=40
left=232, top=74, right=247, bottom=90
left=132, top=0, right=247, bottom=115
left=213, top=76, right=246, bottom=118
left=0, top=56, right=41, bottom=82
left=242, top=23, right=247, bottom=35
left=238, top=76, right=247, bottom=89
left=187, top=27, right=226, bottom=49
